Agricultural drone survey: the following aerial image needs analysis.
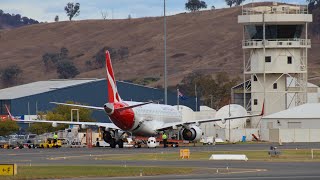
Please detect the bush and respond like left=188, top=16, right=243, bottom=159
left=56, top=60, right=79, bottom=79
left=1, top=65, right=22, bottom=86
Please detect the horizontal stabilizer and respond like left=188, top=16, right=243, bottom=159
left=50, top=102, right=104, bottom=110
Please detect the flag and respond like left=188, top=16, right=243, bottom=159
left=178, top=89, right=188, bottom=100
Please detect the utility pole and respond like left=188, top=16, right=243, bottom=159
left=164, top=0, right=167, bottom=104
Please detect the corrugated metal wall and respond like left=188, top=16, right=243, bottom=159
left=10, top=80, right=198, bottom=123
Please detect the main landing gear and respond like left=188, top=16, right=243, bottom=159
left=103, top=130, right=125, bottom=148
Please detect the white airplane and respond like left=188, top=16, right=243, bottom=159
left=6, top=51, right=264, bottom=148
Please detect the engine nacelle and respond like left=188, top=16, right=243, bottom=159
left=221, top=118, right=226, bottom=124
left=180, top=126, right=202, bottom=141
left=103, top=103, right=114, bottom=115
left=81, top=124, right=87, bottom=129
left=52, top=122, right=58, bottom=128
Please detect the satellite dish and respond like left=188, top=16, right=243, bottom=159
left=215, top=104, right=247, bottom=129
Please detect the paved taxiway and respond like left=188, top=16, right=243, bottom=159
left=1, top=143, right=320, bottom=179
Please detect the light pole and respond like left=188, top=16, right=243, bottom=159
left=209, top=95, right=213, bottom=109
left=164, top=0, right=167, bottom=105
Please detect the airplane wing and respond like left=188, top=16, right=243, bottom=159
left=5, top=105, right=119, bottom=129
left=14, top=119, right=118, bottom=129
left=156, top=104, right=264, bottom=131
left=50, top=102, right=105, bottom=110
left=50, top=101, right=154, bottom=111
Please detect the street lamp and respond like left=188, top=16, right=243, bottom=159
left=164, top=0, right=167, bottom=105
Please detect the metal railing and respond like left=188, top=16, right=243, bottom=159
left=242, top=39, right=311, bottom=48
left=242, top=5, right=308, bottom=15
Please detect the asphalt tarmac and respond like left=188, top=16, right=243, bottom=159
left=1, top=143, right=320, bottom=179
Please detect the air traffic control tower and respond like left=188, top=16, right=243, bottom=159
left=238, top=2, right=312, bottom=127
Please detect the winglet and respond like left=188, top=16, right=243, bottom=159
left=5, top=105, right=15, bottom=121
left=260, top=102, right=265, bottom=116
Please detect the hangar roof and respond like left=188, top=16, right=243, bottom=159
left=0, top=79, right=103, bottom=99
left=263, top=103, right=320, bottom=119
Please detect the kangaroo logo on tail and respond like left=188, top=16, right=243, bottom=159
left=106, top=51, right=121, bottom=103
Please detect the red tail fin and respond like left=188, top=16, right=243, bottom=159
left=106, top=51, right=121, bottom=103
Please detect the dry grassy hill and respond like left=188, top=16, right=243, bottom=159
left=0, top=5, right=319, bottom=89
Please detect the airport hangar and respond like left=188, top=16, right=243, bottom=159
left=0, top=78, right=198, bottom=124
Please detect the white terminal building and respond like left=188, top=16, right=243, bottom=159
left=181, top=2, right=320, bottom=143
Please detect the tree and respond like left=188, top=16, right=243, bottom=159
left=307, top=0, right=320, bottom=36
left=0, top=119, right=19, bottom=136
left=60, top=47, right=69, bottom=59
left=28, top=102, right=94, bottom=134
left=95, top=46, right=117, bottom=68
left=211, top=5, right=215, bottom=10
left=64, top=2, right=80, bottom=21
left=1, top=65, right=22, bottom=86
left=307, top=0, right=320, bottom=11
left=178, top=72, right=239, bottom=109
left=57, top=60, right=79, bottom=79
left=225, top=0, right=233, bottom=7
left=101, top=10, right=108, bottom=20
left=185, top=0, right=207, bottom=12
left=118, top=46, right=129, bottom=59
left=0, top=9, right=3, bottom=16
left=54, top=15, right=59, bottom=22
left=234, top=0, right=245, bottom=6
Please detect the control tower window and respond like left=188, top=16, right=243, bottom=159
left=265, top=56, right=271, bottom=63
left=246, top=25, right=303, bottom=39
left=287, top=56, right=292, bottom=64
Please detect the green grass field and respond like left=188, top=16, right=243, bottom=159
left=2, top=166, right=193, bottom=180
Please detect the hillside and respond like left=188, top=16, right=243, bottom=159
left=0, top=5, right=319, bottom=89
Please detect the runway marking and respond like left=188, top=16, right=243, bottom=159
left=217, top=168, right=267, bottom=174
left=46, top=154, right=111, bottom=160
left=210, top=175, right=320, bottom=179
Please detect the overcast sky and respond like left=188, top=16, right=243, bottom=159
left=0, top=0, right=307, bottom=22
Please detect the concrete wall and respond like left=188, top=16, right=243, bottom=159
left=264, top=129, right=320, bottom=142
left=261, top=118, right=320, bottom=129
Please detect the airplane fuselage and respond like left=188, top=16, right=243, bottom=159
left=108, top=101, right=182, bottom=136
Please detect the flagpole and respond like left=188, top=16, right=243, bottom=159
left=195, top=84, right=198, bottom=111
left=177, top=88, right=179, bottom=111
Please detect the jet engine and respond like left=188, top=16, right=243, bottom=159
left=180, top=126, right=202, bottom=141
left=103, top=103, right=114, bottom=115
left=52, top=122, right=58, bottom=127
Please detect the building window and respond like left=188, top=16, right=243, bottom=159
left=253, top=75, right=257, bottom=81
left=265, top=56, right=271, bottom=63
left=254, top=99, right=258, bottom=105
left=273, top=83, right=277, bottom=89
left=287, top=56, right=292, bottom=64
